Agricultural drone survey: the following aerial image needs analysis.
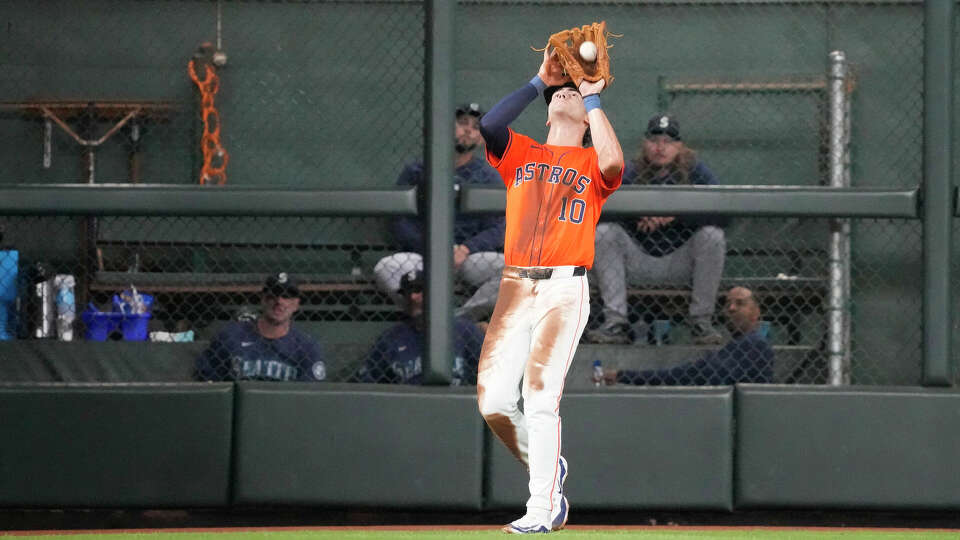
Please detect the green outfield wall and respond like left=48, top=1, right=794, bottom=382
left=1, top=383, right=959, bottom=510
left=485, top=388, right=735, bottom=511
left=736, top=385, right=960, bottom=509
left=232, top=383, right=485, bottom=509
left=0, top=383, right=234, bottom=507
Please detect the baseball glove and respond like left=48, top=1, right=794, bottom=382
left=547, top=21, right=616, bottom=87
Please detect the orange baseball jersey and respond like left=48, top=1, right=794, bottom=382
left=487, top=129, right=623, bottom=269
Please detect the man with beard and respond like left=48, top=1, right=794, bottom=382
left=585, top=115, right=729, bottom=346
left=196, top=272, right=327, bottom=381
left=354, top=269, right=485, bottom=385
left=373, top=103, right=506, bottom=321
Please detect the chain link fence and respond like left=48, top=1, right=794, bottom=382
left=0, top=0, right=424, bottom=187
left=0, top=214, right=489, bottom=384
left=0, top=1, right=941, bottom=386
left=582, top=217, right=922, bottom=386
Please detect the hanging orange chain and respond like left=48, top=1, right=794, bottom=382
left=188, top=60, right=229, bottom=185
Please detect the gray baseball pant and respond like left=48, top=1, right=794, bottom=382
left=373, top=251, right=505, bottom=317
left=592, top=223, right=726, bottom=324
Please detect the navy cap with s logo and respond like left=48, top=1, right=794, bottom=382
left=645, top=114, right=681, bottom=141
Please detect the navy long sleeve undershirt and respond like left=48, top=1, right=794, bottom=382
left=480, top=81, right=543, bottom=159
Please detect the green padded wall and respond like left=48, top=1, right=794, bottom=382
left=0, top=383, right=234, bottom=507
left=232, top=382, right=484, bottom=509
left=0, top=341, right=202, bottom=382
left=737, top=385, right=960, bottom=509
left=0, top=327, right=391, bottom=384
left=486, top=388, right=734, bottom=511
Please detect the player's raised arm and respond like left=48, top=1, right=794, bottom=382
left=578, top=78, right=623, bottom=180
left=480, top=48, right=570, bottom=159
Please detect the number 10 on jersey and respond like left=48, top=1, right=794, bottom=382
left=558, top=196, right=586, bottom=224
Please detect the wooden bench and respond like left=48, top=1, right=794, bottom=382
left=90, top=216, right=401, bottom=325
left=90, top=224, right=829, bottom=350
left=89, top=269, right=397, bottom=326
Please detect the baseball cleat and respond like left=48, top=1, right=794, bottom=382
left=551, top=496, right=569, bottom=531
left=551, top=456, right=569, bottom=530
left=502, top=514, right=551, bottom=534
left=557, top=455, right=568, bottom=494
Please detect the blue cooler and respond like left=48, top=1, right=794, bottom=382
left=120, top=313, right=152, bottom=341
left=82, top=305, right=121, bottom=341
left=0, top=304, right=8, bottom=340
left=0, top=251, right=19, bottom=340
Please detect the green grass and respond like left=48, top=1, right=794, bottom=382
left=7, top=529, right=960, bottom=540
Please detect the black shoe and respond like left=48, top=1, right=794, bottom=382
left=585, top=321, right=631, bottom=345
left=454, top=304, right=490, bottom=322
left=690, top=320, right=724, bottom=345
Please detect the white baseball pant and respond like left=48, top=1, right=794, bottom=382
left=476, top=265, right=590, bottom=521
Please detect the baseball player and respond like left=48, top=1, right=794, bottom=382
left=476, top=48, right=624, bottom=534
left=354, top=269, right=485, bottom=385
left=196, top=272, right=326, bottom=382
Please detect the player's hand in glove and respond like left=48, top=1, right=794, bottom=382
left=546, top=21, right=616, bottom=88
left=537, top=47, right=570, bottom=87
left=579, top=78, right=606, bottom=97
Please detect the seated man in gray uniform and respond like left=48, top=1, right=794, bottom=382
left=586, top=115, right=729, bottom=345
left=373, top=103, right=506, bottom=322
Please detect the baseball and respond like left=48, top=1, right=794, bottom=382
left=579, top=41, right=597, bottom=62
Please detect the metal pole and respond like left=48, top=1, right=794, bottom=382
left=827, top=51, right=851, bottom=385
left=842, top=84, right=853, bottom=381
left=43, top=118, right=51, bottom=169
left=922, top=0, right=954, bottom=386
left=423, top=0, right=455, bottom=384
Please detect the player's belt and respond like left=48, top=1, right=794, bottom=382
left=506, top=265, right=587, bottom=280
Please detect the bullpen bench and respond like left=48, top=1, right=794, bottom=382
left=91, top=215, right=402, bottom=326
left=89, top=268, right=396, bottom=324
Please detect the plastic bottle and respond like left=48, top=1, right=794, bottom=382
left=29, top=263, right=55, bottom=339
left=592, top=359, right=603, bottom=387
left=53, top=274, right=76, bottom=341
left=350, top=252, right=364, bottom=282
left=129, top=285, right=145, bottom=314
left=451, top=356, right=465, bottom=387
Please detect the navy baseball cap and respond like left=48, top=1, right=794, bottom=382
left=398, top=269, right=424, bottom=296
left=263, top=272, right=301, bottom=298
left=544, top=81, right=578, bottom=105
left=456, top=102, right=483, bottom=118
left=645, top=115, right=682, bottom=141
